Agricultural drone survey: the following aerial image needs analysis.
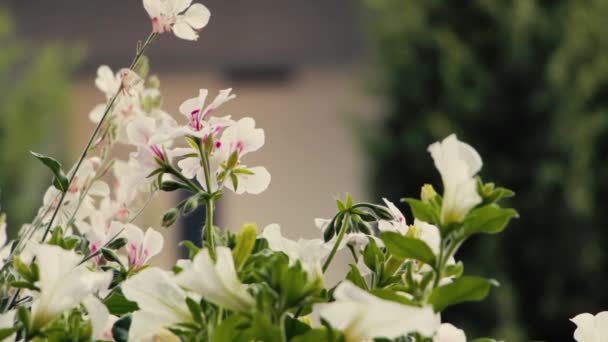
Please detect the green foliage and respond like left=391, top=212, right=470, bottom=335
left=0, top=8, right=81, bottom=232
left=362, top=0, right=608, bottom=339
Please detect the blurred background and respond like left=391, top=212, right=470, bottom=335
left=2, top=0, right=608, bottom=340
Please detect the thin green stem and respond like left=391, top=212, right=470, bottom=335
left=40, top=32, right=157, bottom=244
left=205, top=198, right=215, bottom=256
left=322, top=214, right=349, bottom=273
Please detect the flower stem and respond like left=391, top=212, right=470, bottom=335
left=205, top=197, right=215, bottom=256
left=322, top=214, right=349, bottom=273
left=39, top=32, right=157, bottom=244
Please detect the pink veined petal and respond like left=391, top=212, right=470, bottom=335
left=172, top=20, right=199, bottom=41
left=183, top=3, right=210, bottom=29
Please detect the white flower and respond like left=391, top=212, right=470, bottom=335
left=316, top=281, right=439, bottom=341
left=175, top=246, right=255, bottom=312
left=143, top=0, right=211, bottom=41
left=122, top=267, right=192, bottom=341
left=434, top=323, right=466, bottom=342
left=571, top=311, right=608, bottom=342
left=95, top=65, right=121, bottom=98
left=30, top=244, right=112, bottom=330
left=82, top=295, right=117, bottom=341
left=126, top=115, right=178, bottom=187
left=123, top=224, right=164, bottom=269
left=262, top=224, right=329, bottom=284
left=428, top=134, right=482, bottom=224
left=0, top=309, right=16, bottom=342
left=378, top=198, right=408, bottom=234
left=221, top=117, right=265, bottom=157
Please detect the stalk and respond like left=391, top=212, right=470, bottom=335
left=40, top=32, right=157, bottom=243
left=322, top=214, right=349, bottom=273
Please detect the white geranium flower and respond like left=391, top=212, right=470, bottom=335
left=428, top=134, right=482, bottom=224
left=434, top=323, right=466, bottom=342
left=82, top=295, right=117, bottom=341
left=175, top=246, right=255, bottom=312
left=143, top=0, right=211, bottom=41
left=0, top=309, right=16, bottom=341
left=95, top=65, right=121, bottom=98
left=317, top=281, right=439, bottom=341
left=262, top=224, right=329, bottom=284
left=122, top=267, right=192, bottom=341
left=571, top=311, right=608, bottom=342
left=123, top=224, right=164, bottom=270
left=31, top=244, right=112, bottom=330
left=378, top=198, right=408, bottom=234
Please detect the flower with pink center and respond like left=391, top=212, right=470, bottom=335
left=123, top=224, right=164, bottom=270
left=143, top=0, right=210, bottom=41
left=221, top=117, right=264, bottom=157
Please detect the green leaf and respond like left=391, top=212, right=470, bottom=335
left=10, top=281, right=39, bottom=291
left=346, top=264, right=368, bottom=290
left=104, top=289, right=138, bottom=315
left=0, top=328, right=15, bottom=340
left=381, top=231, right=436, bottom=266
left=17, top=306, right=30, bottom=334
left=111, top=314, right=132, bottom=342
left=248, top=314, right=282, bottom=342
left=369, top=288, right=418, bottom=306
left=362, top=238, right=385, bottom=273
left=13, top=256, right=34, bottom=282
left=461, top=204, right=518, bottom=237
left=31, top=151, right=69, bottom=192
left=404, top=198, right=438, bottom=224
left=230, top=173, right=239, bottom=192
left=185, top=297, right=203, bottom=325
left=213, top=314, right=252, bottom=342
left=428, top=276, right=499, bottom=312
left=284, top=315, right=312, bottom=341
left=470, top=339, right=498, bottom=342
left=444, top=261, right=464, bottom=278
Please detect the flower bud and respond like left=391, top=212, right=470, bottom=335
left=182, top=196, right=200, bottom=216
left=232, top=223, right=258, bottom=270
left=405, top=224, right=421, bottom=239
left=420, top=184, right=437, bottom=203
left=162, top=208, right=179, bottom=228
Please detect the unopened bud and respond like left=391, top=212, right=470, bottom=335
left=421, top=184, right=437, bottom=203
left=162, top=208, right=179, bottom=228
left=405, top=224, right=421, bottom=239
left=182, top=196, right=200, bottom=215
left=232, top=223, right=258, bottom=270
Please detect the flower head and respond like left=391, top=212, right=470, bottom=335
left=428, top=134, right=482, bottom=224
left=316, top=281, right=439, bottom=341
left=143, top=0, right=211, bottom=40
left=571, top=311, right=608, bottom=342
left=31, top=244, right=112, bottom=330
left=175, top=246, right=255, bottom=312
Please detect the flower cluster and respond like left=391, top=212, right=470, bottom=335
left=0, top=1, right=599, bottom=342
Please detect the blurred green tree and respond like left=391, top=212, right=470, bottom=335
left=0, top=8, right=80, bottom=232
left=362, top=0, right=608, bottom=340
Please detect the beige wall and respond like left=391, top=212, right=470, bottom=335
left=73, top=66, right=378, bottom=278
